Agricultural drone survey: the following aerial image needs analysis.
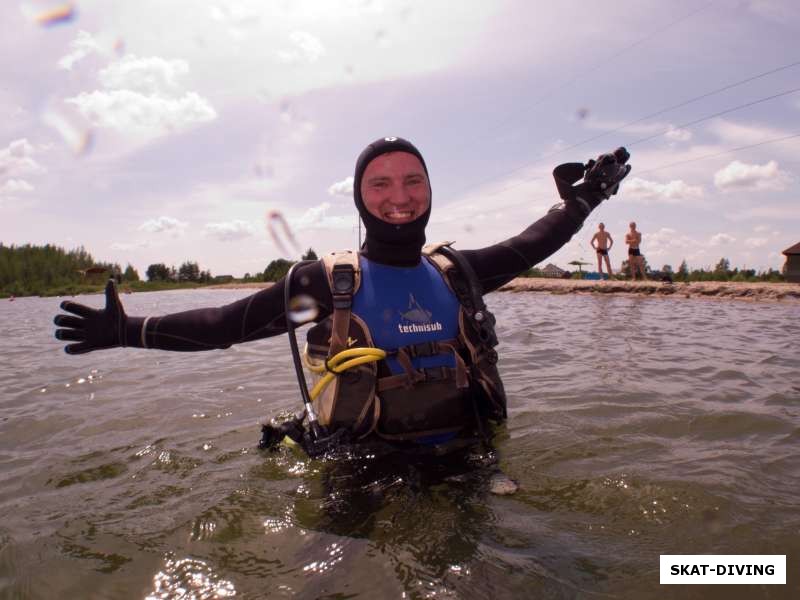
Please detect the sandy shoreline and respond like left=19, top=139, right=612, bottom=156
left=206, top=279, right=800, bottom=303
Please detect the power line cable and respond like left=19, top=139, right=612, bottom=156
left=447, top=59, right=800, bottom=199
left=627, top=86, right=800, bottom=147
left=634, top=132, right=800, bottom=176
left=432, top=132, right=800, bottom=225
left=467, top=2, right=717, bottom=146
left=462, top=86, right=800, bottom=202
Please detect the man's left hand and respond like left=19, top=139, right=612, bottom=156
left=552, top=147, right=632, bottom=218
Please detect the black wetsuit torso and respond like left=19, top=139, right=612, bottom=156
left=123, top=205, right=587, bottom=351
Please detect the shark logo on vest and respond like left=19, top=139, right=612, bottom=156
left=397, top=293, right=443, bottom=334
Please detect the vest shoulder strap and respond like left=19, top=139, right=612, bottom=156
left=422, top=241, right=457, bottom=284
left=320, top=250, right=361, bottom=356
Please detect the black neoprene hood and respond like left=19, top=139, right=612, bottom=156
left=353, top=136, right=431, bottom=265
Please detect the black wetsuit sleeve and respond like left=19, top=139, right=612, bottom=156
left=460, top=202, right=588, bottom=294
left=122, top=261, right=333, bottom=351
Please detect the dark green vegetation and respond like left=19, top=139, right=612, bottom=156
left=3, top=243, right=786, bottom=298
left=0, top=243, right=217, bottom=298
left=0, top=243, right=136, bottom=298
left=0, top=243, right=322, bottom=297
left=262, top=248, right=318, bottom=282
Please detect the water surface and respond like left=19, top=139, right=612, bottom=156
left=1, top=290, right=798, bottom=599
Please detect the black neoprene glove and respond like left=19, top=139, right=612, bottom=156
left=552, top=147, right=632, bottom=219
left=54, top=279, right=127, bottom=354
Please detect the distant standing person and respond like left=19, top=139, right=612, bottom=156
left=590, top=223, right=614, bottom=278
left=625, top=221, right=647, bottom=280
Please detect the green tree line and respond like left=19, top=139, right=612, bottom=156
left=0, top=243, right=139, bottom=297
left=259, top=248, right=318, bottom=282
left=0, top=243, right=322, bottom=297
left=145, top=261, right=212, bottom=283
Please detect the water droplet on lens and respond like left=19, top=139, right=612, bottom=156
left=288, top=294, right=319, bottom=323
left=266, top=210, right=301, bottom=257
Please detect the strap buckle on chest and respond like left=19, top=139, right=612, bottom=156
left=420, top=366, right=450, bottom=382
left=331, top=264, right=354, bottom=309
left=408, top=341, right=438, bottom=358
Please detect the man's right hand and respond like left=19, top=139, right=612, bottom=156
left=54, top=279, right=127, bottom=354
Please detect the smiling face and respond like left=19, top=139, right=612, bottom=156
left=360, top=151, right=430, bottom=225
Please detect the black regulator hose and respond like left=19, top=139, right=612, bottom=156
left=283, top=260, right=325, bottom=440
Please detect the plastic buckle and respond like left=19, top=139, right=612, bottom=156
left=331, top=264, right=354, bottom=309
left=410, top=341, right=437, bottom=358
left=421, top=366, right=449, bottom=381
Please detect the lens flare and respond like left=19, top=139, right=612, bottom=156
left=21, top=1, right=77, bottom=26
left=41, top=103, right=93, bottom=155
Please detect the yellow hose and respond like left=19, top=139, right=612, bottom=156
left=304, top=347, right=386, bottom=400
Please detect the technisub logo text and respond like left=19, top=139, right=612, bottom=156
left=660, top=555, right=786, bottom=585
left=397, top=294, right=443, bottom=334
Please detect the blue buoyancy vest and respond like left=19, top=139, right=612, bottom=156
left=352, top=255, right=459, bottom=374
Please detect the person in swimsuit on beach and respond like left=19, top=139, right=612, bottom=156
left=625, top=221, right=647, bottom=280
left=590, top=223, right=613, bottom=278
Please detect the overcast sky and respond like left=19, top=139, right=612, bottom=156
left=2, top=0, right=798, bottom=276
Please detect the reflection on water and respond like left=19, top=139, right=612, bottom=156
left=0, top=290, right=798, bottom=598
left=146, top=556, right=236, bottom=599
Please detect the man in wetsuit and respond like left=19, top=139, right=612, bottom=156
left=625, top=221, right=647, bottom=280
left=54, top=137, right=631, bottom=450
left=590, top=223, right=614, bottom=278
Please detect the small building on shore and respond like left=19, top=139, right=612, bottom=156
left=541, top=263, right=566, bottom=278
left=213, top=275, right=234, bottom=284
left=783, top=242, right=800, bottom=283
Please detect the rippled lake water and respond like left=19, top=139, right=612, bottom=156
left=1, top=289, right=798, bottom=599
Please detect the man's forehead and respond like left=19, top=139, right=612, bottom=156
left=364, top=151, right=425, bottom=174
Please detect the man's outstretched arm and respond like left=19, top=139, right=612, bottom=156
left=54, top=261, right=331, bottom=353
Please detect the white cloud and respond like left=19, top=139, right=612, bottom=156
left=0, top=138, right=45, bottom=177
left=754, top=224, right=770, bottom=233
left=290, top=202, right=352, bottom=230
left=710, top=233, right=736, bottom=246
left=203, top=219, right=257, bottom=241
left=623, top=177, right=703, bottom=203
left=98, top=55, right=188, bottom=94
left=327, top=176, right=354, bottom=197
left=713, top=160, right=790, bottom=191
left=0, top=179, right=34, bottom=194
left=744, top=237, right=769, bottom=248
left=664, top=127, right=692, bottom=142
left=582, top=117, right=692, bottom=142
left=706, top=119, right=791, bottom=146
left=58, top=30, right=105, bottom=70
left=139, top=216, right=188, bottom=236
left=67, top=89, right=216, bottom=134
left=276, top=31, right=326, bottom=64
left=727, top=205, right=800, bottom=221
left=645, top=228, right=697, bottom=257
left=66, top=54, right=216, bottom=137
